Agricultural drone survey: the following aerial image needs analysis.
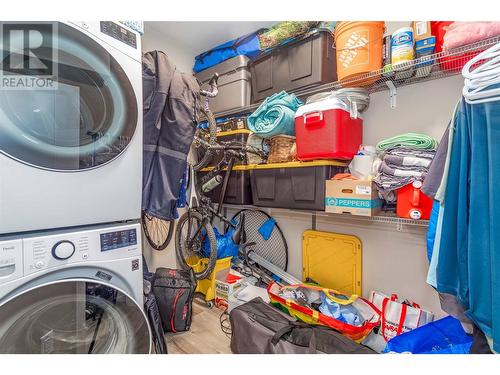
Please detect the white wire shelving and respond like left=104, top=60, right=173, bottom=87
left=208, top=37, right=500, bottom=228
left=223, top=204, right=429, bottom=229
left=214, top=35, right=500, bottom=117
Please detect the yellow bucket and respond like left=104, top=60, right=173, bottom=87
left=188, top=256, right=232, bottom=301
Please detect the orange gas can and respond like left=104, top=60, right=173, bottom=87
left=396, top=181, right=433, bottom=220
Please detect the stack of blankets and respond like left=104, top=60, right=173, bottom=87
left=374, top=133, right=438, bottom=202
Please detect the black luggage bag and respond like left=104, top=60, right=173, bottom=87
left=230, top=297, right=376, bottom=354
left=153, top=267, right=196, bottom=333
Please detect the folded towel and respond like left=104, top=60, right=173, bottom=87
left=384, top=155, right=432, bottom=169
left=380, top=161, right=427, bottom=178
left=376, top=133, right=438, bottom=152
left=374, top=172, right=418, bottom=202
left=384, top=147, right=437, bottom=160
left=248, top=91, right=303, bottom=138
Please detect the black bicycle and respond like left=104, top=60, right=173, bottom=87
left=175, top=78, right=266, bottom=280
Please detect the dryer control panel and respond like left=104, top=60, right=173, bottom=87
left=18, top=223, right=141, bottom=276
left=100, top=21, right=137, bottom=49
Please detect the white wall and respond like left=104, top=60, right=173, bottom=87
left=253, top=23, right=463, bottom=315
left=363, top=76, right=462, bottom=144
left=141, top=21, right=464, bottom=317
left=141, top=25, right=195, bottom=72
left=142, top=219, right=180, bottom=273
left=141, top=21, right=274, bottom=73
left=141, top=22, right=273, bottom=270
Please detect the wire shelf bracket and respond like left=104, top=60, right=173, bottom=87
left=386, top=80, right=397, bottom=109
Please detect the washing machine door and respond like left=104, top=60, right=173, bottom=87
left=0, top=21, right=138, bottom=171
left=0, top=280, right=151, bottom=354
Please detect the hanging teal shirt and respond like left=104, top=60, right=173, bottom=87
left=436, top=98, right=500, bottom=352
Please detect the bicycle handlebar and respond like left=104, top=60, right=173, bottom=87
left=209, top=72, right=219, bottom=86
left=200, top=73, right=219, bottom=98
left=195, top=136, right=265, bottom=157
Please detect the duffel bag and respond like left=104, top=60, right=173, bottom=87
left=153, top=267, right=196, bottom=333
left=230, top=297, right=376, bottom=354
left=268, top=283, right=381, bottom=342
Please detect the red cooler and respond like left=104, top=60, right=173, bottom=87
left=294, top=98, right=363, bottom=161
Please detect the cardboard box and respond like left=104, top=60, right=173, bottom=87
left=412, top=21, right=432, bottom=41
left=214, top=270, right=244, bottom=310
left=325, top=179, right=382, bottom=217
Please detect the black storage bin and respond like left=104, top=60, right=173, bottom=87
left=249, top=161, right=346, bottom=210
left=197, top=129, right=251, bottom=167
left=197, top=165, right=253, bottom=205
left=250, top=31, right=337, bottom=103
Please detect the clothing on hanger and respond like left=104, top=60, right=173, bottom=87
left=434, top=97, right=500, bottom=353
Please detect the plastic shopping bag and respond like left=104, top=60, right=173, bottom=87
left=383, top=316, right=472, bottom=354
left=370, top=291, right=434, bottom=342
left=202, top=227, right=239, bottom=259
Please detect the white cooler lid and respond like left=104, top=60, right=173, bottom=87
left=295, top=97, right=362, bottom=119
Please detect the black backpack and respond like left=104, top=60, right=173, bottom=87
left=153, top=267, right=196, bottom=333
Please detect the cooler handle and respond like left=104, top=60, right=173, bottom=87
left=411, top=186, right=421, bottom=207
left=302, top=111, right=323, bottom=126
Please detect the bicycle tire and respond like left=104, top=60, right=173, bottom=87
left=192, top=109, right=217, bottom=171
left=141, top=211, right=174, bottom=251
left=175, top=210, right=218, bottom=280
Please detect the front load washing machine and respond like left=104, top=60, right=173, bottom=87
left=0, top=222, right=151, bottom=354
left=0, top=21, right=143, bottom=234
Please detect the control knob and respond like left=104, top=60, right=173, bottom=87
left=52, top=240, right=76, bottom=260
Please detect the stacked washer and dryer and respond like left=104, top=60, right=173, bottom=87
left=0, top=21, right=151, bottom=353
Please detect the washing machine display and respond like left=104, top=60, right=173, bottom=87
left=0, top=223, right=151, bottom=354
left=0, top=21, right=138, bottom=171
left=100, top=228, right=137, bottom=252
left=0, top=280, right=150, bottom=354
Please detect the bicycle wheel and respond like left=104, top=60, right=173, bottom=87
left=192, top=109, right=217, bottom=171
left=141, top=211, right=174, bottom=251
left=175, top=210, right=217, bottom=280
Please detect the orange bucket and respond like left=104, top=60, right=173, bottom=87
left=334, top=21, right=385, bottom=87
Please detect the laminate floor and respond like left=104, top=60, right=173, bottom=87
left=165, top=297, right=232, bottom=354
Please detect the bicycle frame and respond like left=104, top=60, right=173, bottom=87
left=184, top=152, right=240, bottom=249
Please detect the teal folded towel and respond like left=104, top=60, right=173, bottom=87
left=248, top=91, right=303, bottom=138
left=376, top=133, right=438, bottom=152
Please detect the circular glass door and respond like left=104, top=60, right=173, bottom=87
left=0, top=22, right=138, bottom=171
left=0, top=280, right=151, bottom=354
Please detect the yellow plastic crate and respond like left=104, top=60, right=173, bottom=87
left=187, top=256, right=232, bottom=301
left=302, top=230, right=362, bottom=295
